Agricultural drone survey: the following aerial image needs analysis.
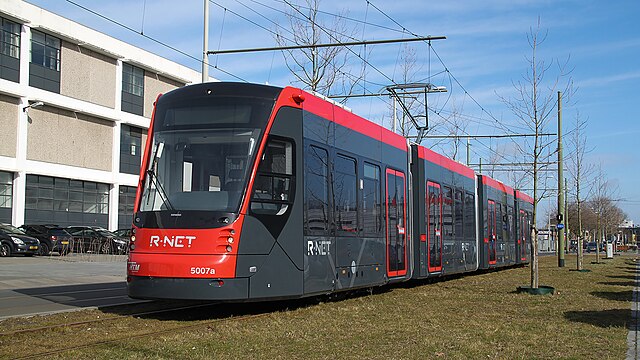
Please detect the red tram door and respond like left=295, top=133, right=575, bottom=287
left=426, top=182, right=443, bottom=273
left=487, top=200, right=497, bottom=265
left=386, top=169, right=407, bottom=278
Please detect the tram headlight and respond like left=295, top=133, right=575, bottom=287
left=225, top=245, right=232, bottom=252
left=227, top=237, right=234, bottom=244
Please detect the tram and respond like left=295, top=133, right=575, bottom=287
left=126, top=82, right=533, bottom=301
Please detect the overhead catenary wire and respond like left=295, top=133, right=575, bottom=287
left=64, top=0, right=249, bottom=82
left=229, top=0, right=539, bottom=158
left=73, top=0, right=557, bottom=173
left=217, top=0, right=388, bottom=93
left=363, top=0, right=565, bottom=179
left=259, top=0, right=557, bottom=157
left=365, top=1, right=533, bottom=152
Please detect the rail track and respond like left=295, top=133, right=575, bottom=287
left=2, top=296, right=319, bottom=359
left=10, top=310, right=270, bottom=360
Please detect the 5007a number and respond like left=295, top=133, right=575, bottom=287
left=190, top=267, right=216, bottom=275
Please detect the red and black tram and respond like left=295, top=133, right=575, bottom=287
left=126, top=82, right=533, bottom=301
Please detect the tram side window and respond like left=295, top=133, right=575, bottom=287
left=464, top=192, right=475, bottom=239
left=443, top=186, right=453, bottom=237
left=334, top=154, right=357, bottom=234
left=362, top=162, right=381, bottom=235
left=507, top=205, right=514, bottom=242
left=454, top=190, right=463, bottom=238
left=304, top=145, right=329, bottom=234
left=251, top=138, right=294, bottom=215
left=496, top=203, right=503, bottom=242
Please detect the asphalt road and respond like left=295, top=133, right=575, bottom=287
left=0, top=254, right=144, bottom=320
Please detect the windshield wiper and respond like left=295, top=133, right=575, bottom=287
left=144, top=142, right=175, bottom=211
left=146, top=169, right=175, bottom=210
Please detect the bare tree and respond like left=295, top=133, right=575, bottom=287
left=439, top=101, right=469, bottom=162
left=275, top=0, right=361, bottom=96
left=497, top=18, right=573, bottom=289
left=589, top=165, right=624, bottom=262
left=566, top=111, right=594, bottom=270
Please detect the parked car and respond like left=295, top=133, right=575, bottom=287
left=19, top=224, right=73, bottom=256
left=585, top=242, right=598, bottom=253
left=0, top=223, right=40, bottom=257
left=66, top=226, right=129, bottom=255
left=112, top=228, right=132, bottom=238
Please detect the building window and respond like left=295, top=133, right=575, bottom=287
left=0, top=17, right=20, bottom=82
left=118, top=186, right=137, bottom=229
left=122, top=63, right=144, bottom=116
left=29, top=30, right=61, bottom=93
left=120, top=125, right=144, bottom=175
left=0, top=171, right=12, bottom=223
left=25, top=175, right=109, bottom=227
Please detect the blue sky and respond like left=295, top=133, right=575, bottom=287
left=28, top=0, right=640, bottom=225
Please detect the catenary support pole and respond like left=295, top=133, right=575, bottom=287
left=557, top=91, right=565, bottom=267
left=202, top=0, right=209, bottom=83
left=466, top=137, right=470, bottom=166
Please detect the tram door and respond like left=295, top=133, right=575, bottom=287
left=427, top=182, right=443, bottom=273
left=386, top=169, right=407, bottom=278
left=487, top=200, right=497, bottom=265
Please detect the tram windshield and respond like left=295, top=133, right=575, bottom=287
left=139, top=95, right=275, bottom=213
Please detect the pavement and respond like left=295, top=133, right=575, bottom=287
left=0, top=254, right=143, bottom=320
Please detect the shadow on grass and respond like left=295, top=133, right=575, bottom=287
left=590, top=290, right=633, bottom=302
left=564, top=309, right=630, bottom=329
left=95, top=266, right=526, bottom=323
left=98, top=287, right=391, bottom=322
left=599, top=281, right=637, bottom=287
left=607, top=275, right=637, bottom=280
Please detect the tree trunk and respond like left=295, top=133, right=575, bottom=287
left=595, top=216, right=600, bottom=263
left=577, top=197, right=583, bottom=270
left=531, top=227, right=539, bottom=288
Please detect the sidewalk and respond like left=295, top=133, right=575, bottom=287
left=0, top=254, right=126, bottom=290
left=0, top=254, right=137, bottom=319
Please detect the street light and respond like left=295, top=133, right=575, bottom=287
left=22, top=101, right=44, bottom=113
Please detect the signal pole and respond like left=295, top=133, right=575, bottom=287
left=557, top=91, right=565, bottom=267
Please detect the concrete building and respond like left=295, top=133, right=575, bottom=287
left=0, top=1, right=207, bottom=230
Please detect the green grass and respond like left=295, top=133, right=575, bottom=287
left=0, top=254, right=635, bottom=359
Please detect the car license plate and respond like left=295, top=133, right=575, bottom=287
left=29, top=246, right=38, bottom=250
left=61, top=241, right=69, bottom=245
